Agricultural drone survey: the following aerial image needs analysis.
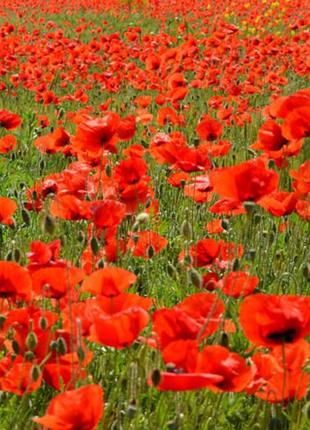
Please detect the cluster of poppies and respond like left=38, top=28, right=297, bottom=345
left=0, top=0, right=309, bottom=428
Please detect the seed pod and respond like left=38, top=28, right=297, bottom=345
left=50, top=340, right=58, bottom=351
left=26, top=332, right=38, bottom=351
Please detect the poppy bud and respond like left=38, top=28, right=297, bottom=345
left=21, top=208, right=31, bottom=225
left=127, top=403, right=137, bottom=419
left=50, top=340, right=58, bottom=351
left=145, top=198, right=151, bottom=208
left=151, top=369, right=161, bottom=387
left=302, top=263, right=310, bottom=280
left=147, top=245, right=155, bottom=258
left=167, top=262, right=178, bottom=279
left=253, top=213, right=261, bottom=224
left=132, top=222, right=139, bottom=232
left=39, top=159, right=45, bottom=171
left=249, top=248, right=256, bottom=261
left=25, top=351, right=35, bottom=361
left=31, top=365, right=41, bottom=382
left=39, top=316, right=48, bottom=331
left=268, top=417, right=286, bottom=430
left=77, top=345, right=85, bottom=362
left=183, top=254, right=192, bottom=265
left=188, top=268, right=202, bottom=288
left=136, top=212, right=149, bottom=224
left=232, top=258, right=240, bottom=271
left=90, top=236, right=100, bottom=255
left=181, top=220, right=192, bottom=240
left=5, top=250, right=13, bottom=261
left=12, top=339, right=20, bottom=354
left=220, top=332, right=229, bottom=348
left=105, top=164, right=112, bottom=177
left=303, top=401, right=310, bottom=419
left=132, top=234, right=140, bottom=244
left=56, top=336, right=67, bottom=355
left=26, top=332, right=38, bottom=351
left=0, top=315, right=6, bottom=330
left=13, top=248, right=21, bottom=262
left=167, top=420, right=177, bottom=430
left=42, top=214, right=56, bottom=235
left=221, top=218, right=229, bottom=230
left=98, top=259, right=105, bottom=269
left=77, top=230, right=85, bottom=242
left=244, top=201, right=257, bottom=215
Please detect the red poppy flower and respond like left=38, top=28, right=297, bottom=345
left=81, top=267, right=137, bottom=297
left=0, top=109, right=22, bottom=130
left=257, top=191, right=299, bottom=216
left=196, top=345, right=254, bottom=392
left=0, top=135, right=17, bottom=153
left=252, top=120, right=287, bottom=152
left=217, top=271, right=259, bottom=298
left=91, top=199, right=126, bottom=229
left=0, top=355, right=42, bottom=396
left=34, top=127, right=70, bottom=154
left=282, top=106, right=310, bottom=141
left=196, top=115, right=223, bottom=141
left=290, top=160, right=310, bottom=194
left=180, top=238, right=221, bottom=267
left=209, top=198, right=246, bottom=216
left=33, top=384, right=104, bottom=430
left=72, top=112, right=120, bottom=154
left=31, top=266, right=84, bottom=299
left=295, top=199, right=310, bottom=221
left=239, top=294, right=310, bottom=347
left=50, top=195, right=91, bottom=220
left=152, top=293, right=225, bottom=348
left=0, top=197, right=17, bottom=225
left=89, top=305, right=149, bottom=349
left=210, top=158, right=279, bottom=202
left=0, top=261, right=32, bottom=301
left=127, top=230, right=168, bottom=259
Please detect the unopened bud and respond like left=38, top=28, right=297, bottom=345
left=147, top=245, right=155, bottom=258
left=42, top=214, right=56, bottom=235
left=181, top=220, right=192, bottom=240
left=21, top=208, right=31, bottom=225
left=188, top=268, right=202, bottom=288
left=26, top=332, right=38, bottom=351
left=151, top=369, right=161, bottom=387
left=31, top=365, right=41, bottom=382
left=56, top=336, right=67, bottom=355
left=39, top=316, right=48, bottom=331
left=136, top=212, right=149, bottom=224
left=90, top=236, right=100, bottom=255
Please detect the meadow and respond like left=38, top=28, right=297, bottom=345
left=0, top=0, right=309, bottom=428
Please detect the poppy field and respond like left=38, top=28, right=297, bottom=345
left=0, top=0, right=309, bottom=428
